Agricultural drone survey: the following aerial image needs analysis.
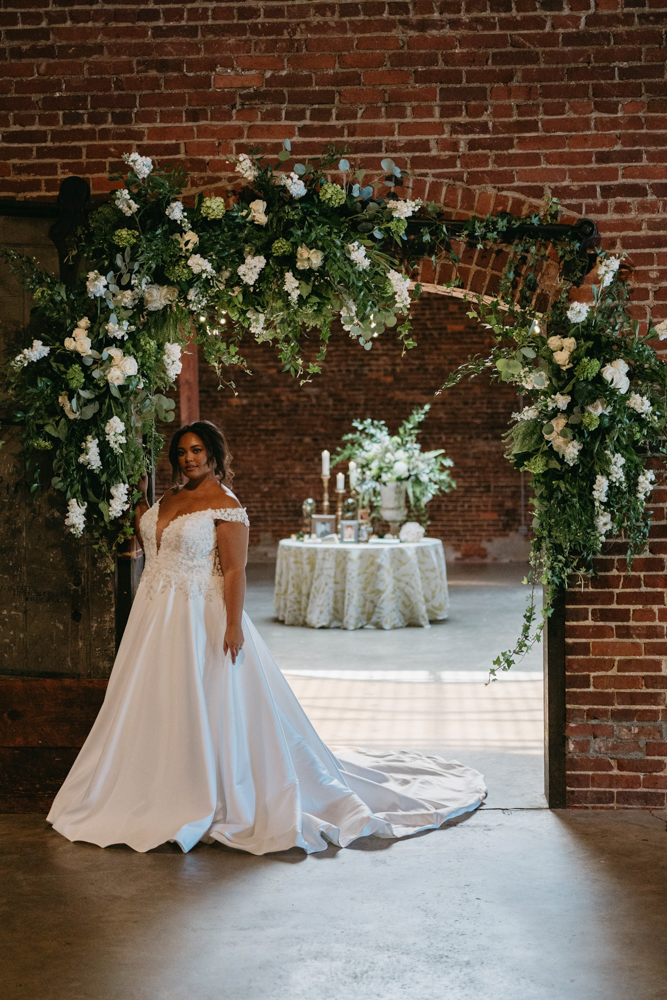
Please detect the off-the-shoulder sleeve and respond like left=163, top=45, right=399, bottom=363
left=212, top=507, right=250, bottom=527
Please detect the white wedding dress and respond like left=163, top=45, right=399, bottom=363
left=48, top=495, right=486, bottom=854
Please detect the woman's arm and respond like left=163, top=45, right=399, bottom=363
left=216, top=519, right=249, bottom=664
left=134, top=475, right=150, bottom=548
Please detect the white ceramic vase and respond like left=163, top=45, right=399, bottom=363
left=379, top=481, right=408, bottom=536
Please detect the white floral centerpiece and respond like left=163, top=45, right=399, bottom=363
left=334, top=405, right=456, bottom=525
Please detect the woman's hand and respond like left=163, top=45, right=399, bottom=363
left=224, top=624, right=245, bottom=664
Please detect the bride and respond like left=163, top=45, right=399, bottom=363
left=48, top=420, right=486, bottom=854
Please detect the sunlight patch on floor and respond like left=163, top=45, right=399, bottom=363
left=285, top=676, right=543, bottom=753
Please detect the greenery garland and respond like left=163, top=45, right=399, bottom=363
left=3, top=141, right=664, bottom=675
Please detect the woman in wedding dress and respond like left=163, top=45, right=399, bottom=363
left=48, top=420, right=486, bottom=854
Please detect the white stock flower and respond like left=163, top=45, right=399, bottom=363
left=596, top=510, right=613, bottom=539
left=348, top=242, right=370, bottom=270
left=562, top=440, right=582, bottom=466
left=173, top=230, right=199, bottom=253
left=602, top=358, right=630, bottom=394
left=597, top=255, right=621, bottom=288
left=248, top=309, right=267, bottom=338
left=64, top=498, right=87, bottom=537
left=166, top=200, right=185, bottom=222
left=566, top=301, right=590, bottom=324
left=626, top=393, right=652, bottom=415
left=520, top=368, right=540, bottom=390
left=237, top=254, right=267, bottom=285
left=13, top=339, right=50, bottom=367
left=281, top=172, right=307, bottom=198
left=513, top=406, right=540, bottom=421
left=113, top=288, right=139, bottom=309
left=105, top=416, right=126, bottom=454
left=247, top=199, right=268, bottom=226
left=58, top=393, right=79, bottom=420
left=283, top=270, right=300, bottom=304
left=143, top=284, right=179, bottom=311
left=235, top=154, right=258, bottom=182
left=163, top=342, right=182, bottom=381
left=637, top=469, right=655, bottom=499
left=114, top=189, right=138, bottom=216
left=387, top=269, right=411, bottom=313
left=124, top=152, right=153, bottom=179
left=187, top=254, right=215, bottom=276
left=109, top=483, right=130, bottom=519
left=187, top=287, right=208, bottom=312
left=389, top=198, right=422, bottom=219
left=550, top=393, right=571, bottom=411
left=106, top=320, right=134, bottom=340
left=653, top=319, right=667, bottom=341
left=78, top=435, right=102, bottom=471
left=606, top=450, right=626, bottom=485
left=86, top=270, right=107, bottom=298
left=593, top=475, right=609, bottom=503
left=586, top=398, right=611, bottom=416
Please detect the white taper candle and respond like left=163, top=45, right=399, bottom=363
left=336, top=472, right=345, bottom=491
left=321, top=450, right=330, bottom=477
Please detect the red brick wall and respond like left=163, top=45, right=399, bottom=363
left=4, top=1, right=667, bottom=806
left=159, top=294, right=529, bottom=560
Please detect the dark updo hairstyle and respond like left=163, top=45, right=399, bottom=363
left=168, top=420, right=233, bottom=485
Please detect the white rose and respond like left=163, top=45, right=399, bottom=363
left=309, top=249, right=324, bottom=270
left=64, top=337, right=77, bottom=351
left=143, top=284, right=179, bottom=311
left=561, top=337, right=577, bottom=353
left=107, top=367, right=125, bottom=385
left=547, top=335, right=563, bottom=351
left=296, top=244, right=311, bottom=270
left=544, top=414, right=568, bottom=441
left=118, top=355, right=138, bottom=376
left=586, top=398, right=611, bottom=416
left=552, top=349, right=572, bottom=368
left=566, top=301, right=590, bottom=324
left=107, top=346, right=124, bottom=363
left=74, top=337, right=92, bottom=355
left=601, top=359, right=630, bottom=394
left=248, top=199, right=268, bottom=226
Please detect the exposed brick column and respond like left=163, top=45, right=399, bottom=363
left=179, top=341, right=200, bottom=425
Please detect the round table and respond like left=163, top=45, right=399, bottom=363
left=274, top=538, right=449, bottom=630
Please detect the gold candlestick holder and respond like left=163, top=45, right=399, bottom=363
left=335, top=489, right=345, bottom=534
left=321, top=475, right=330, bottom=514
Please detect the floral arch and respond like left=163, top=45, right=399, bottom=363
left=3, top=143, right=666, bottom=669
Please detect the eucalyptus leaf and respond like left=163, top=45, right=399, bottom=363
left=109, top=384, right=121, bottom=399
left=283, top=137, right=291, bottom=151
left=293, top=163, right=306, bottom=175
left=277, top=149, right=290, bottom=161
left=80, top=401, right=100, bottom=420
left=360, top=186, right=373, bottom=199
left=380, top=158, right=395, bottom=171
left=352, top=183, right=360, bottom=197
left=338, top=158, right=350, bottom=171
left=520, top=347, right=536, bottom=358
left=372, top=229, right=384, bottom=239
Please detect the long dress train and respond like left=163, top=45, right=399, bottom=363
left=47, top=500, right=486, bottom=854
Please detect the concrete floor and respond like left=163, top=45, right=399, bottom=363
left=3, top=809, right=667, bottom=1000
left=7, top=564, right=667, bottom=997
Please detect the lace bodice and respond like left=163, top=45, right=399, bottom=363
left=139, top=500, right=250, bottom=600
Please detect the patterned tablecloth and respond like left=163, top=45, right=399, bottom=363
left=274, top=538, right=449, bottom=630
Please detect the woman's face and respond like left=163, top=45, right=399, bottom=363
left=177, top=433, right=213, bottom=482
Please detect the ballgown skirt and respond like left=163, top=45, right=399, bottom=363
left=47, top=578, right=486, bottom=854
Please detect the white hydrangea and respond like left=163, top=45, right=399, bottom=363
left=64, top=498, right=87, bottom=537
left=123, top=152, right=153, bottom=179
left=109, top=483, right=130, bottom=519
left=597, top=255, right=621, bottom=288
left=163, top=342, right=182, bottom=381
left=166, top=200, right=186, bottom=222
left=187, top=254, right=215, bottom=276
left=114, top=189, right=139, bottom=216
left=388, top=198, right=422, bottom=219
left=105, top=416, right=126, bottom=454
left=626, top=393, right=652, bottom=415
left=348, top=241, right=370, bottom=270
left=387, top=269, right=411, bottom=313
left=512, top=406, right=540, bottom=422
left=566, top=301, right=590, bottom=324
left=283, top=270, right=300, bottom=305
left=113, top=288, right=140, bottom=309
left=592, top=475, right=609, bottom=503
left=562, top=440, right=582, bottom=466
left=237, top=254, right=267, bottom=286
left=520, top=368, right=539, bottom=390
left=13, top=339, right=50, bottom=367
left=86, top=270, right=107, bottom=298
left=281, top=172, right=307, bottom=198
left=550, top=393, right=571, bottom=411
left=595, top=510, right=613, bottom=540
left=248, top=309, right=267, bottom=338
left=235, top=153, right=258, bottom=182
left=58, top=393, right=79, bottom=420
left=78, top=435, right=102, bottom=472
left=606, top=450, right=626, bottom=485
left=637, top=469, right=655, bottom=499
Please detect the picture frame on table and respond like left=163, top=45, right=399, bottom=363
left=311, top=514, right=337, bottom=539
left=340, top=520, right=359, bottom=543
